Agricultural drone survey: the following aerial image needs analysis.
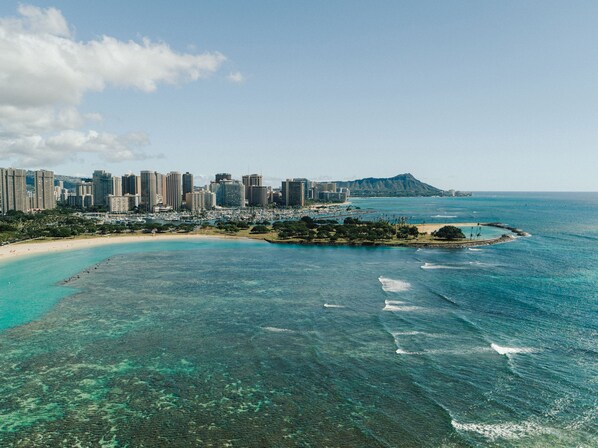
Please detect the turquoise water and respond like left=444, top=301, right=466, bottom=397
left=0, top=193, right=596, bottom=446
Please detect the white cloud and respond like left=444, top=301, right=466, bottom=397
left=0, top=5, right=227, bottom=167
left=0, top=130, right=152, bottom=167
left=227, top=71, right=245, bottom=84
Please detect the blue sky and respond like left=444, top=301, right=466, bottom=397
left=0, top=1, right=596, bottom=190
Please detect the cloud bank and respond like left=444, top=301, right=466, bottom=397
left=0, top=4, right=226, bottom=167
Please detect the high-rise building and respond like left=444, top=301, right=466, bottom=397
left=182, top=172, right=194, bottom=198
left=248, top=185, right=269, bottom=207
left=216, top=180, right=245, bottom=207
left=76, top=181, right=93, bottom=197
left=111, top=176, right=122, bottom=197
left=166, top=171, right=182, bottom=210
left=185, top=190, right=216, bottom=212
left=215, top=173, right=232, bottom=183
left=140, top=170, right=158, bottom=212
left=282, top=179, right=305, bottom=207
left=292, top=178, right=310, bottom=202
left=0, top=168, right=28, bottom=214
left=92, top=170, right=113, bottom=206
left=122, top=174, right=141, bottom=195
left=34, top=170, right=56, bottom=210
left=242, top=174, right=262, bottom=199
left=156, top=172, right=167, bottom=205
left=72, top=181, right=93, bottom=209
left=108, top=195, right=130, bottom=213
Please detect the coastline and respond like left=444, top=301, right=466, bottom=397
left=0, top=221, right=524, bottom=262
left=0, top=233, right=240, bottom=262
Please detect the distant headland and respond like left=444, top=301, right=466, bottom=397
left=335, top=173, right=471, bottom=197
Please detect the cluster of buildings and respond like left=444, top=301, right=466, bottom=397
left=0, top=167, right=350, bottom=215
left=0, top=168, right=56, bottom=214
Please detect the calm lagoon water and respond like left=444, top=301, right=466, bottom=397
left=0, top=193, right=596, bottom=446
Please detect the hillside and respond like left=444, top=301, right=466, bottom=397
left=336, top=173, right=458, bottom=197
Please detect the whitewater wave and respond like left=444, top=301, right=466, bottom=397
left=421, top=263, right=465, bottom=270
left=421, top=262, right=494, bottom=270
left=432, top=214, right=458, bottom=218
left=384, top=303, right=424, bottom=312
left=468, top=248, right=483, bottom=252
left=491, top=343, right=537, bottom=355
left=262, top=327, right=294, bottom=333
left=396, top=348, right=421, bottom=355
left=323, top=303, right=345, bottom=308
left=393, top=331, right=425, bottom=336
left=451, top=420, right=557, bottom=441
left=395, top=347, right=493, bottom=356
left=378, top=276, right=412, bottom=292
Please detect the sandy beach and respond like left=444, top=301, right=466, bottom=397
left=0, top=234, right=227, bottom=262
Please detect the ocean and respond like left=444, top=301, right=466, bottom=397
left=0, top=192, right=596, bottom=447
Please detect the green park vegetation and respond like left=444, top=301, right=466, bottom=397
left=1, top=208, right=505, bottom=249
left=0, top=208, right=195, bottom=244
left=431, top=225, right=466, bottom=240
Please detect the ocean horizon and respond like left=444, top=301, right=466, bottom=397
left=0, top=192, right=596, bottom=446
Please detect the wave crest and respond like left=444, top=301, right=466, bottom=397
left=378, top=276, right=411, bottom=292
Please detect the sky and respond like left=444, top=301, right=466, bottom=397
left=0, top=1, right=596, bottom=191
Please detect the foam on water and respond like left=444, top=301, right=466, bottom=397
left=395, top=347, right=493, bottom=356
left=468, top=248, right=483, bottom=252
left=491, top=343, right=537, bottom=355
left=421, top=262, right=495, bottom=270
left=421, top=263, right=465, bottom=270
left=262, top=326, right=295, bottom=333
left=395, top=348, right=420, bottom=355
left=432, top=215, right=458, bottom=218
left=451, top=420, right=557, bottom=441
left=383, top=304, right=424, bottom=312
left=323, top=304, right=345, bottom=308
left=378, top=276, right=411, bottom=292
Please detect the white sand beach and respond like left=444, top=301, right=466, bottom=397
left=0, top=234, right=227, bottom=262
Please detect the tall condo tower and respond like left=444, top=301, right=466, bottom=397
left=140, top=170, right=158, bottom=212
left=111, top=176, right=123, bottom=197
left=182, top=172, right=194, bottom=197
left=155, top=172, right=167, bottom=204
left=216, top=180, right=245, bottom=207
left=92, top=170, right=113, bottom=206
left=122, top=174, right=141, bottom=195
left=242, top=174, right=262, bottom=198
left=166, top=171, right=182, bottom=210
left=0, top=168, right=28, bottom=213
left=34, top=170, right=56, bottom=210
left=282, top=179, right=305, bottom=207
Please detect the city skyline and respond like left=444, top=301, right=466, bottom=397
left=0, top=2, right=597, bottom=191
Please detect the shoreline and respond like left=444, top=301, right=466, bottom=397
left=0, top=222, right=524, bottom=262
left=0, top=233, right=242, bottom=262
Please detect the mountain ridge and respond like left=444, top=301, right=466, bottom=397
left=336, top=173, right=468, bottom=197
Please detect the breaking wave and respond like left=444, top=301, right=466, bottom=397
left=262, top=327, right=295, bottom=333
left=491, top=343, right=537, bottom=355
left=378, top=276, right=412, bottom=292
left=451, top=420, right=557, bottom=441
